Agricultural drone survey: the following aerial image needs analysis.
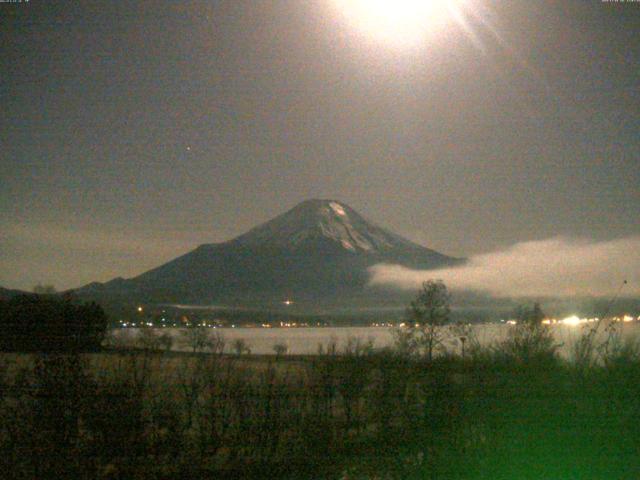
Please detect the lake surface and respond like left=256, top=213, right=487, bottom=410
left=112, top=322, right=640, bottom=359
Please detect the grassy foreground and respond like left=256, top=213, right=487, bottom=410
left=1, top=326, right=639, bottom=479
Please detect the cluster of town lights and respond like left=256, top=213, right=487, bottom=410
left=123, top=304, right=638, bottom=329
left=119, top=319, right=326, bottom=328
left=540, top=315, right=637, bottom=326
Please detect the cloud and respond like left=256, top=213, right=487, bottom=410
left=369, top=236, right=640, bottom=297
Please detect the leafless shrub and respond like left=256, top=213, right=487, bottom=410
left=497, top=303, right=559, bottom=365
left=232, top=338, right=251, bottom=356
left=343, top=336, right=375, bottom=357
left=272, top=342, right=288, bottom=358
left=449, top=322, right=480, bottom=359
left=180, top=327, right=218, bottom=353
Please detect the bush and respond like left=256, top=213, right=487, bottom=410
left=497, top=303, right=558, bottom=366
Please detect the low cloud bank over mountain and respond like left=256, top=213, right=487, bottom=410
left=369, top=236, right=640, bottom=298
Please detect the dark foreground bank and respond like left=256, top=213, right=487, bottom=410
left=1, top=327, right=639, bottom=480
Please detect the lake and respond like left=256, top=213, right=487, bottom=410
left=111, top=321, right=640, bottom=359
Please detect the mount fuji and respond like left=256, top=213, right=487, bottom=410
left=75, top=199, right=463, bottom=308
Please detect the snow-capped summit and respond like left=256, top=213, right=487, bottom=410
left=75, top=199, right=463, bottom=307
left=233, top=199, right=415, bottom=253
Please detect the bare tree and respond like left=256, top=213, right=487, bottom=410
left=391, top=325, right=418, bottom=357
left=272, top=342, right=288, bottom=358
left=158, top=332, right=174, bottom=352
left=209, top=330, right=226, bottom=355
left=232, top=338, right=251, bottom=356
left=404, top=279, right=451, bottom=361
left=136, top=327, right=162, bottom=351
left=180, top=327, right=216, bottom=354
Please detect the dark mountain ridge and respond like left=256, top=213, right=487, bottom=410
left=75, top=199, right=464, bottom=308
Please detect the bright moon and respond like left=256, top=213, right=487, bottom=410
left=334, top=0, right=463, bottom=47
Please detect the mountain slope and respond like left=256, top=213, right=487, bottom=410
left=75, top=199, right=463, bottom=307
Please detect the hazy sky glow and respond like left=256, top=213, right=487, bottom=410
left=331, top=0, right=467, bottom=47
left=1, top=1, right=639, bottom=291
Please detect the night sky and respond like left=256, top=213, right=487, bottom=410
left=2, top=0, right=639, bottom=291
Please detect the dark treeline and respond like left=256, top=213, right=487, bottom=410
left=0, top=294, right=107, bottom=352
